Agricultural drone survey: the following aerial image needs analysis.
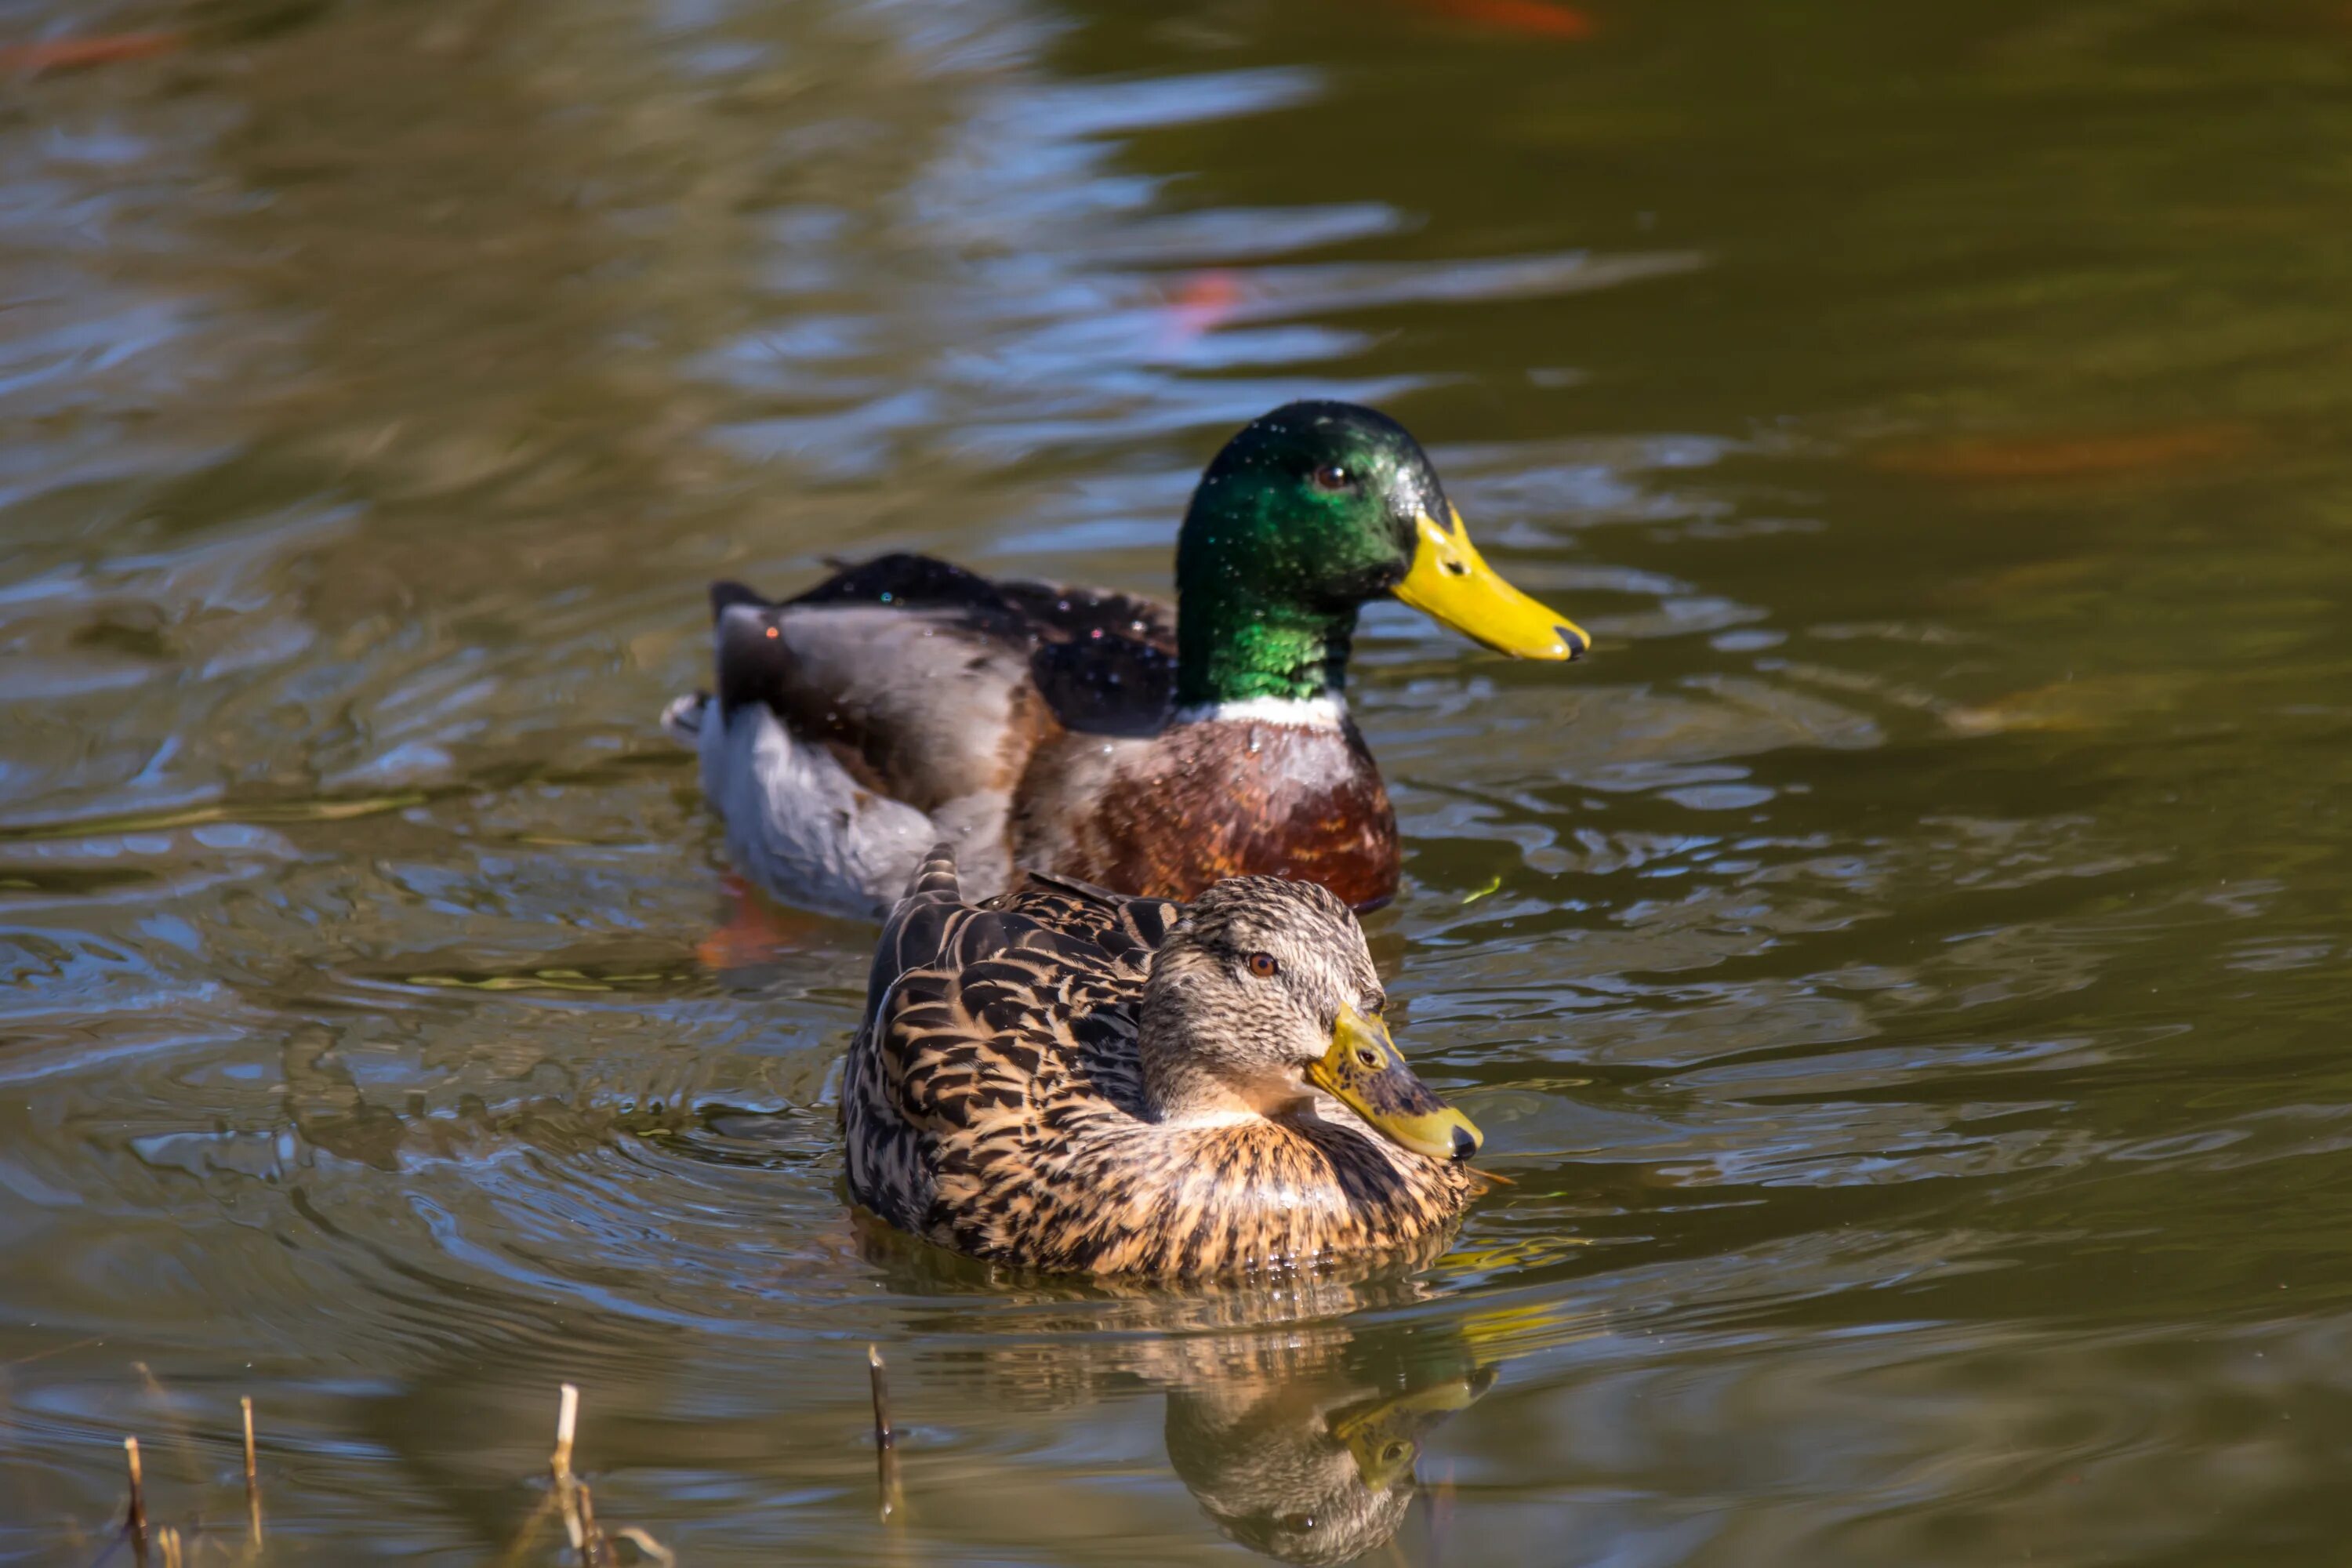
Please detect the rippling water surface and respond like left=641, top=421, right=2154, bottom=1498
left=8, top=0, right=2352, bottom=1561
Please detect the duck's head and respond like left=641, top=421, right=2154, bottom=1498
left=1138, top=876, right=1482, bottom=1163
left=1174, top=401, right=1588, bottom=706
left=1167, top=1363, right=1498, bottom=1565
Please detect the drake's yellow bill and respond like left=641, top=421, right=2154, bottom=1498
left=1394, top=507, right=1589, bottom=661
left=1308, top=1004, right=1483, bottom=1163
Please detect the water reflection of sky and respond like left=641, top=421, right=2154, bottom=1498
left=699, top=40, right=1700, bottom=484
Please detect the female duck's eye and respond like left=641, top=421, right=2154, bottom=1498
left=1246, top=951, right=1280, bottom=978
left=1310, top=463, right=1352, bottom=493
left=1356, top=1048, right=1381, bottom=1069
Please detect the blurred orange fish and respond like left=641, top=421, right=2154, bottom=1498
left=0, top=31, right=184, bottom=73
left=1403, top=0, right=1596, bottom=38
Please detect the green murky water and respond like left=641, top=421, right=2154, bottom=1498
left=7, top=0, right=2352, bottom=1561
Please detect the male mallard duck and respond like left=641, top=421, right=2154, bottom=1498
left=662, top=401, right=1587, bottom=917
left=841, top=844, right=1485, bottom=1275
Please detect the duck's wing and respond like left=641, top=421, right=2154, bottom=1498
left=996, top=866, right=1184, bottom=976
left=836, top=555, right=1180, bottom=738
left=713, top=558, right=1047, bottom=815
left=856, top=847, right=1109, bottom=1116
left=995, top=578, right=1177, bottom=654
left=711, top=554, right=1178, bottom=797
left=687, top=554, right=1179, bottom=912
left=847, top=846, right=1032, bottom=1229
left=857, top=844, right=1009, bottom=1036
left=997, top=578, right=1178, bottom=737
left=859, top=852, right=1179, bottom=1051
left=845, top=847, right=1178, bottom=1229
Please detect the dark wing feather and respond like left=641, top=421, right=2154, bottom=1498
left=998, top=579, right=1177, bottom=736
left=764, top=554, right=1178, bottom=731
left=791, top=552, right=1025, bottom=629
left=849, top=847, right=1067, bottom=1229
left=996, top=579, right=1177, bottom=652
left=1026, top=636, right=1174, bottom=735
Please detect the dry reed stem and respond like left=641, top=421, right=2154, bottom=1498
left=508, top=1392, right=673, bottom=1561
left=499, top=1383, right=583, bottom=1568
left=868, top=1344, right=903, bottom=1524
left=550, top=1383, right=606, bottom=1563
left=574, top=1481, right=605, bottom=1566
left=241, top=1396, right=262, bottom=1547
left=493, top=1493, right=556, bottom=1568
left=612, top=1526, right=676, bottom=1566
left=122, top=1436, right=147, bottom=1561
left=552, top=1383, right=579, bottom=1480
left=90, top=1380, right=677, bottom=1568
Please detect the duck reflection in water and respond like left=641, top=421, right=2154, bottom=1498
left=1163, top=1348, right=1495, bottom=1565
left=867, top=1222, right=1499, bottom=1566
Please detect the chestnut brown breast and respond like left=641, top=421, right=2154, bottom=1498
left=1012, top=715, right=1399, bottom=909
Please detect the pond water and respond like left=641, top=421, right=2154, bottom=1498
left=7, top=0, right=2352, bottom=1561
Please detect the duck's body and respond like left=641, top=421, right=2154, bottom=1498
left=665, top=554, right=1397, bottom=918
left=666, top=401, right=1587, bottom=918
left=842, top=848, right=1480, bottom=1276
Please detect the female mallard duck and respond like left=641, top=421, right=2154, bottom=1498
left=1165, top=1357, right=1494, bottom=1566
left=841, top=844, right=1485, bottom=1276
left=663, top=401, right=1587, bottom=917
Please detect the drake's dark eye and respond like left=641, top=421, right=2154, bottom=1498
left=1246, top=951, right=1280, bottom=978
left=1310, top=463, right=1352, bottom=493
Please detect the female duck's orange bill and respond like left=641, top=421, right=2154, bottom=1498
left=1392, top=508, right=1589, bottom=661
left=1308, top=1004, right=1483, bottom=1162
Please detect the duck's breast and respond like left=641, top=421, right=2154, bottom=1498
left=1014, top=1116, right=1465, bottom=1275
left=1011, top=703, right=1398, bottom=907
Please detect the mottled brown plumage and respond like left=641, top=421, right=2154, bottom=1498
left=840, top=847, right=1478, bottom=1276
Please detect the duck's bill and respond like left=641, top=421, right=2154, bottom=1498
left=1309, top=1004, right=1483, bottom=1163
left=1393, top=508, right=1589, bottom=660
left=1330, top=1367, right=1498, bottom=1491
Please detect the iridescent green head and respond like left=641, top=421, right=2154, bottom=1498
left=1173, top=401, right=1589, bottom=707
